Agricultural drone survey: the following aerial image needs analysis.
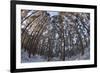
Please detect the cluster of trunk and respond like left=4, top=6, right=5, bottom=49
left=21, top=10, right=90, bottom=61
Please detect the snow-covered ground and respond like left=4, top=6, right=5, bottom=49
left=21, top=48, right=90, bottom=63
left=65, top=48, right=90, bottom=61
left=21, top=49, right=47, bottom=63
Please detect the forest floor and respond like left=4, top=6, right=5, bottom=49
left=21, top=48, right=90, bottom=63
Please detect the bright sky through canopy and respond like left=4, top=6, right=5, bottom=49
left=47, top=11, right=59, bottom=17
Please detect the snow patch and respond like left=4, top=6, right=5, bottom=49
left=21, top=49, right=47, bottom=63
